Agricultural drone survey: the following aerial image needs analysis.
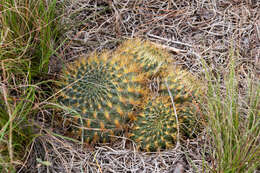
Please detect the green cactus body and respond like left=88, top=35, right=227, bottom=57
left=129, top=66, right=203, bottom=151
left=59, top=51, right=147, bottom=143
left=129, top=97, right=179, bottom=151
left=114, top=39, right=171, bottom=77
left=161, top=67, right=203, bottom=101
left=163, top=67, right=204, bottom=138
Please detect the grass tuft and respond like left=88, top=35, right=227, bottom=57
left=0, top=0, right=64, bottom=171
left=203, top=50, right=260, bottom=172
left=0, top=0, right=62, bottom=75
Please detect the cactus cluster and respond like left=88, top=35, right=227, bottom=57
left=58, top=38, right=203, bottom=150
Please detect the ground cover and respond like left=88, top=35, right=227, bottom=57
left=0, top=0, right=259, bottom=172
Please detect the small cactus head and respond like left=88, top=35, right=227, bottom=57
left=129, top=96, right=179, bottom=151
left=58, top=51, right=147, bottom=143
left=160, top=66, right=205, bottom=138
left=129, top=66, right=204, bottom=151
left=160, top=66, right=204, bottom=102
left=114, top=38, right=172, bottom=77
left=129, top=99, right=202, bottom=152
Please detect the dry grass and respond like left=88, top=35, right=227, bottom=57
left=21, top=131, right=209, bottom=172
left=19, top=0, right=259, bottom=172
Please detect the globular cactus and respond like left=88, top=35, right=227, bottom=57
left=129, top=67, right=204, bottom=151
left=59, top=51, right=147, bottom=143
left=114, top=38, right=172, bottom=77
left=129, top=96, right=178, bottom=151
left=162, top=67, right=204, bottom=137
left=160, top=66, right=203, bottom=102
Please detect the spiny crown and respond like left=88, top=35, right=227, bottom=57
left=114, top=38, right=172, bottom=77
left=59, top=51, right=147, bottom=143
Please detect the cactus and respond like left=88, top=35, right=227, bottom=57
left=129, top=96, right=177, bottom=151
left=114, top=38, right=171, bottom=77
left=129, top=96, right=199, bottom=152
left=59, top=38, right=204, bottom=148
left=161, top=66, right=203, bottom=101
left=129, top=67, right=203, bottom=151
left=59, top=51, right=147, bottom=143
left=163, top=67, right=204, bottom=137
